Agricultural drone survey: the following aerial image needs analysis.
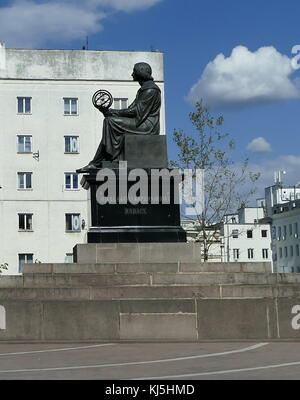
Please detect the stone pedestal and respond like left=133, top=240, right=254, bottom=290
left=81, top=135, right=186, bottom=243
left=81, top=170, right=186, bottom=243
left=73, top=242, right=203, bottom=264
left=123, top=135, right=168, bottom=169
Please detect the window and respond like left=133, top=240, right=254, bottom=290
left=18, top=136, right=32, bottom=153
left=284, top=247, right=288, bottom=257
left=18, top=254, right=33, bottom=273
left=279, top=248, right=283, bottom=258
left=297, top=267, right=300, bottom=274
left=114, top=98, right=128, bottom=110
left=65, top=136, right=79, bottom=154
left=18, top=172, right=32, bottom=189
left=290, top=246, right=294, bottom=257
left=65, top=173, right=79, bottom=190
left=296, top=244, right=300, bottom=257
left=278, top=226, right=282, bottom=240
left=65, top=253, right=74, bottom=263
left=262, top=249, right=269, bottom=259
left=283, top=225, right=287, bottom=239
left=261, top=230, right=268, bottom=238
left=295, top=223, right=298, bottom=237
left=289, top=224, right=293, bottom=236
left=18, top=214, right=33, bottom=231
left=233, top=249, right=240, bottom=260
left=231, top=217, right=237, bottom=223
left=247, top=230, right=253, bottom=239
left=248, top=248, right=254, bottom=259
left=17, top=97, right=31, bottom=114
left=66, top=214, right=81, bottom=232
left=232, top=229, right=239, bottom=238
left=64, top=98, right=78, bottom=115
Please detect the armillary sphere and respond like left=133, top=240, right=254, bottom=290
left=92, top=89, right=113, bottom=110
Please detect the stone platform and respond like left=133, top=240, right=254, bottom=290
left=1, top=243, right=300, bottom=341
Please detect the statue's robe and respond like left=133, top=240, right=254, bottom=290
left=91, top=80, right=161, bottom=164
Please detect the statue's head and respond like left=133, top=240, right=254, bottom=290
left=132, top=62, right=154, bottom=82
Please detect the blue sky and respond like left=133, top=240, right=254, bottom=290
left=1, top=0, right=300, bottom=197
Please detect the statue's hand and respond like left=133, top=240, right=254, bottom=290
left=103, top=109, right=114, bottom=117
left=96, top=106, right=118, bottom=117
left=96, top=106, right=109, bottom=116
left=103, top=109, right=119, bottom=117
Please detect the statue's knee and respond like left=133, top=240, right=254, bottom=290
left=103, top=117, right=112, bottom=127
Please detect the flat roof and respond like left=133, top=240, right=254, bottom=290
left=0, top=48, right=164, bottom=81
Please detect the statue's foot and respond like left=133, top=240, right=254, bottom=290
left=76, top=163, right=98, bottom=173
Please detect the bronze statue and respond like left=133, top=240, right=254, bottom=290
left=77, top=62, right=161, bottom=172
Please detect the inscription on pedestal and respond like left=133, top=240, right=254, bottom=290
left=125, top=208, right=148, bottom=216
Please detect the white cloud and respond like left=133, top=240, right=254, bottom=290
left=0, top=1, right=103, bottom=48
left=187, top=46, right=300, bottom=109
left=247, top=137, right=272, bottom=153
left=83, top=0, right=163, bottom=12
left=0, top=0, right=163, bottom=48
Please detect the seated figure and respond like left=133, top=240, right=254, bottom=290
left=78, top=62, right=161, bottom=172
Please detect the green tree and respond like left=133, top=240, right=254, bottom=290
left=171, top=100, right=260, bottom=261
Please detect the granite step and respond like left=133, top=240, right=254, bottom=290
left=1, top=271, right=300, bottom=288
left=23, top=262, right=272, bottom=275
left=1, top=284, right=300, bottom=300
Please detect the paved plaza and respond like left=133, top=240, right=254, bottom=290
left=0, top=341, right=300, bottom=380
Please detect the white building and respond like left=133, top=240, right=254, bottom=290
left=271, top=201, right=300, bottom=273
left=222, top=206, right=272, bottom=264
left=264, top=171, right=300, bottom=217
left=0, top=45, right=165, bottom=275
left=263, top=178, right=300, bottom=273
left=181, top=219, right=224, bottom=262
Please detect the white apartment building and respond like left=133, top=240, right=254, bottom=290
left=268, top=200, right=300, bottom=273
left=262, top=176, right=300, bottom=273
left=222, top=206, right=272, bottom=264
left=0, top=45, right=165, bottom=275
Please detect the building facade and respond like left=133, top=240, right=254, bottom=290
left=261, top=179, right=300, bottom=273
left=0, top=46, right=165, bottom=274
left=265, top=183, right=300, bottom=217
left=269, top=200, right=300, bottom=273
left=222, top=207, right=272, bottom=265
